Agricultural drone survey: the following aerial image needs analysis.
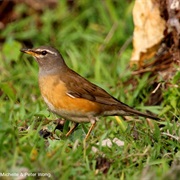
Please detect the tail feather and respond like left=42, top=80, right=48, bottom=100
left=117, top=102, right=160, bottom=120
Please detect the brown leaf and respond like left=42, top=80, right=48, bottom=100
left=131, top=0, right=166, bottom=66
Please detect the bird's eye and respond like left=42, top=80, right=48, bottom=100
left=41, top=51, right=47, bottom=55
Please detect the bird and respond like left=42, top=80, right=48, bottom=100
left=21, top=46, right=160, bottom=140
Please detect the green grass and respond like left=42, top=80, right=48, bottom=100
left=0, top=1, right=180, bottom=179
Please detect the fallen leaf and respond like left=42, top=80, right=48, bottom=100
left=92, top=138, right=124, bottom=153
left=131, top=0, right=166, bottom=66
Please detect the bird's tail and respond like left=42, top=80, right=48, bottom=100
left=117, top=102, right=160, bottom=120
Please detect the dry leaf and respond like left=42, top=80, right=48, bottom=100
left=92, top=138, right=124, bottom=153
left=131, top=0, right=166, bottom=66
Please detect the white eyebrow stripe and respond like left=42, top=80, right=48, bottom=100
left=46, top=49, right=57, bottom=56
left=36, top=49, right=57, bottom=56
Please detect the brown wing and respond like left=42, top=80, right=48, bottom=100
left=61, top=69, right=120, bottom=106
left=60, top=68, right=160, bottom=120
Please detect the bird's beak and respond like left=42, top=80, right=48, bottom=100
left=21, top=48, right=37, bottom=57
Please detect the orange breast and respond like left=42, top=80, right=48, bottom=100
left=39, top=75, right=102, bottom=117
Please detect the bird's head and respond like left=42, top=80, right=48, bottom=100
left=21, top=46, right=66, bottom=74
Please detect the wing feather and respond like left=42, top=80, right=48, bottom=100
left=62, top=69, right=119, bottom=106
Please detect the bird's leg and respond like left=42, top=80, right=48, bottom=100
left=85, top=119, right=96, bottom=141
left=66, top=123, right=79, bottom=137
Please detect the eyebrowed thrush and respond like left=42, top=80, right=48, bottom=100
left=21, top=46, right=160, bottom=140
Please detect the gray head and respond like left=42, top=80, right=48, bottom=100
left=21, top=46, right=67, bottom=74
